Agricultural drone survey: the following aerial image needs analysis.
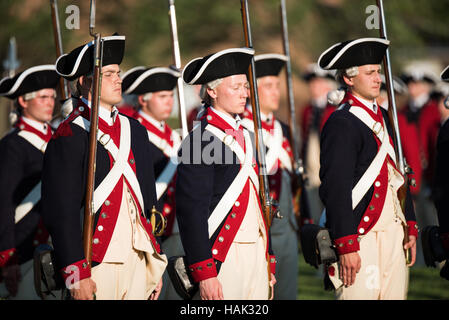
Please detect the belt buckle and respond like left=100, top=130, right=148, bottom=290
left=99, top=133, right=111, bottom=146
left=372, top=121, right=382, bottom=136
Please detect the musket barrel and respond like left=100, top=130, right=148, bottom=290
left=83, top=0, right=102, bottom=268
left=240, top=0, right=272, bottom=219
left=168, top=0, right=188, bottom=138
left=50, top=0, right=69, bottom=100
left=377, top=0, right=405, bottom=175
left=280, top=0, right=300, bottom=165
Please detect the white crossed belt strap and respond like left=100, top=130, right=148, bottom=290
left=319, top=107, right=398, bottom=226
left=73, top=115, right=145, bottom=215
left=147, top=130, right=182, bottom=201
left=15, top=131, right=49, bottom=223
left=205, top=124, right=259, bottom=237
left=241, top=118, right=292, bottom=173
left=349, top=107, right=397, bottom=209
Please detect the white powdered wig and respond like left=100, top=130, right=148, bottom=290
left=200, top=78, right=223, bottom=102
left=327, top=88, right=346, bottom=106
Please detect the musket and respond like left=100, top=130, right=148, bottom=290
left=50, top=0, right=70, bottom=101
left=240, top=1, right=279, bottom=298
left=2, top=37, right=20, bottom=121
left=168, top=0, right=188, bottom=139
left=376, top=0, right=412, bottom=264
left=83, top=0, right=103, bottom=269
left=279, top=0, right=306, bottom=220
left=2, top=37, right=20, bottom=78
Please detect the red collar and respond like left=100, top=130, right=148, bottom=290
left=206, top=107, right=245, bottom=150
left=134, top=111, right=173, bottom=147
left=15, top=117, right=52, bottom=142
left=343, top=92, right=383, bottom=122
left=241, top=107, right=275, bottom=132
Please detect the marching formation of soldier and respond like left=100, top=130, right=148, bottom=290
left=0, top=0, right=448, bottom=302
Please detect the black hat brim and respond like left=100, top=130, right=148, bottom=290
left=0, top=65, right=59, bottom=99
left=318, top=38, right=389, bottom=70
left=183, top=47, right=254, bottom=85
left=254, top=54, right=287, bottom=78
left=56, top=35, right=125, bottom=81
left=441, top=65, right=449, bottom=82
left=122, top=67, right=180, bottom=95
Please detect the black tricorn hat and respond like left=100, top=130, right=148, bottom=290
left=441, top=65, right=449, bottom=82
left=400, top=69, right=437, bottom=85
left=318, top=37, right=389, bottom=70
left=182, top=47, right=254, bottom=85
left=302, top=63, right=336, bottom=82
left=254, top=53, right=287, bottom=78
left=0, top=64, right=59, bottom=99
left=56, top=35, right=125, bottom=81
left=122, top=66, right=180, bottom=95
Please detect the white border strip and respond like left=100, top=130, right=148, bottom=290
left=124, top=67, right=181, bottom=94
left=318, top=37, right=390, bottom=70
left=1, top=65, right=56, bottom=97
left=183, top=47, right=255, bottom=85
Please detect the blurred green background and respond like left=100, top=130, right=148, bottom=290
left=1, top=0, right=449, bottom=135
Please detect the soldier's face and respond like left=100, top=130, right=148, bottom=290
left=345, top=64, right=382, bottom=101
left=208, top=74, right=249, bottom=116
left=100, top=64, right=122, bottom=108
left=257, top=75, right=281, bottom=114
left=19, top=88, right=56, bottom=123
left=140, top=90, right=174, bottom=122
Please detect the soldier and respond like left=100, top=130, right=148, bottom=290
left=240, top=53, right=301, bottom=299
left=318, top=38, right=418, bottom=299
left=121, top=66, right=184, bottom=299
left=176, top=47, right=276, bottom=300
left=300, top=63, right=337, bottom=223
left=377, top=75, right=422, bottom=198
left=41, top=35, right=167, bottom=300
left=400, top=68, right=439, bottom=186
left=0, top=65, right=59, bottom=299
left=431, top=66, right=449, bottom=280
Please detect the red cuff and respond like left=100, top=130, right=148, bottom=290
left=269, top=255, right=276, bottom=274
left=0, top=248, right=17, bottom=268
left=334, top=234, right=360, bottom=255
left=60, top=259, right=91, bottom=287
left=407, top=221, right=419, bottom=239
left=440, top=232, right=449, bottom=254
left=188, top=258, right=217, bottom=283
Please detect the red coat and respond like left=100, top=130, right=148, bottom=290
left=300, top=103, right=336, bottom=162
left=397, top=112, right=423, bottom=196
left=400, top=99, right=440, bottom=185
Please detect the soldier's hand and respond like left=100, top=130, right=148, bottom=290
left=70, top=278, right=97, bottom=300
left=338, top=251, right=361, bottom=287
left=404, top=235, right=417, bottom=267
left=199, top=277, right=223, bottom=300
left=149, top=278, right=163, bottom=300
left=1, top=263, right=21, bottom=297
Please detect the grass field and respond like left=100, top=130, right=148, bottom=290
left=297, top=253, right=449, bottom=300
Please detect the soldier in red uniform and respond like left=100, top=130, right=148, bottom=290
left=121, top=65, right=184, bottom=299
left=0, top=65, right=59, bottom=299
left=300, top=63, right=337, bottom=223
left=400, top=68, right=440, bottom=265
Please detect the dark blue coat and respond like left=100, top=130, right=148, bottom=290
left=41, top=101, right=158, bottom=276
left=319, top=95, right=417, bottom=253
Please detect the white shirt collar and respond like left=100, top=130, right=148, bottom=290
left=311, top=96, right=328, bottom=109
left=21, top=116, right=48, bottom=135
left=410, top=93, right=429, bottom=111
left=210, top=107, right=241, bottom=130
left=138, top=109, right=165, bottom=132
left=354, top=95, right=378, bottom=114
left=81, top=97, right=118, bottom=126
left=260, top=111, right=274, bottom=124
